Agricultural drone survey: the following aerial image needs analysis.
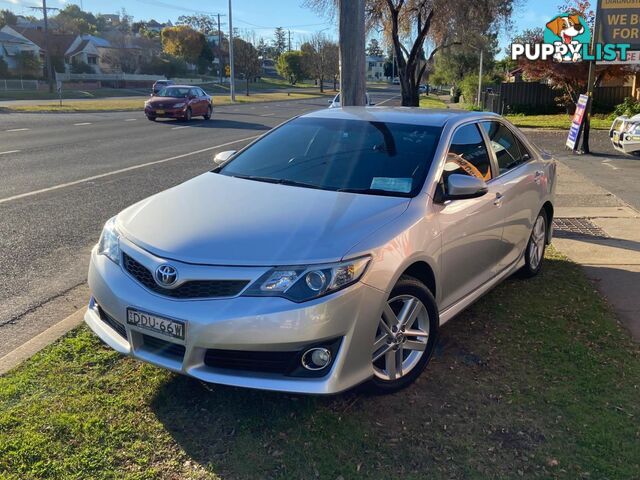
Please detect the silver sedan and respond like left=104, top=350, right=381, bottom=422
left=85, top=108, right=556, bottom=394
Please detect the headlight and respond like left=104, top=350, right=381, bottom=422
left=97, top=217, right=121, bottom=264
left=144, top=100, right=149, bottom=107
left=243, top=256, right=371, bottom=302
left=173, top=102, right=186, bottom=108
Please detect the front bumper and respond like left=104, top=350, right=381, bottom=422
left=610, top=131, right=640, bottom=155
left=85, top=244, right=387, bottom=394
left=144, top=106, right=187, bottom=118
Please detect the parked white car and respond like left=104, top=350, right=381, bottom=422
left=328, top=93, right=374, bottom=108
left=610, top=114, right=640, bottom=156
left=85, top=108, right=556, bottom=395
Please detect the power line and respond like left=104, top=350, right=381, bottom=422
left=233, top=17, right=332, bottom=30
left=132, top=0, right=225, bottom=16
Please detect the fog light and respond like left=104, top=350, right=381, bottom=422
left=301, top=347, right=332, bottom=370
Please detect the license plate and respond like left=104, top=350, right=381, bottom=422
left=126, top=308, right=186, bottom=340
left=155, top=109, right=165, bottom=115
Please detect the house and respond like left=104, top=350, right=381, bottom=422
left=4, top=26, right=75, bottom=72
left=366, top=55, right=384, bottom=81
left=0, top=27, right=41, bottom=72
left=65, top=36, right=102, bottom=71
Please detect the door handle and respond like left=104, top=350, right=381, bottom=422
left=534, top=170, right=544, bottom=183
left=494, top=192, right=503, bottom=206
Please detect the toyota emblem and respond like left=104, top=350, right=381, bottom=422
left=155, top=264, right=178, bottom=286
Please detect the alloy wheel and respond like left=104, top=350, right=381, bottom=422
left=528, top=215, right=546, bottom=270
left=372, top=294, right=430, bottom=381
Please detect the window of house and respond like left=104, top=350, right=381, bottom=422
left=87, top=56, right=97, bottom=65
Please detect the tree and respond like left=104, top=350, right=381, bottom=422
left=430, top=34, right=499, bottom=87
left=71, top=60, right=94, bottom=74
left=0, top=9, right=17, bottom=29
left=300, top=33, right=339, bottom=93
left=233, top=37, right=261, bottom=95
left=366, top=38, right=383, bottom=57
left=140, top=53, right=188, bottom=77
left=176, top=14, right=218, bottom=35
left=305, top=0, right=514, bottom=106
left=14, top=51, right=41, bottom=79
left=273, top=27, right=287, bottom=57
left=277, top=51, right=305, bottom=84
left=0, top=57, right=9, bottom=78
left=53, top=5, right=97, bottom=35
left=161, top=25, right=205, bottom=64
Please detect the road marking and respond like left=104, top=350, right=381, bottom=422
left=74, top=122, right=92, bottom=126
left=376, top=94, right=401, bottom=106
left=171, top=125, right=190, bottom=130
left=5, top=128, right=30, bottom=132
left=602, top=162, right=620, bottom=170
left=260, top=113, right=275, bottom=117
left=124, top=118, right=137, bottom=122
left=0, top=309, right=84, bottom=376
left=0, top=135, right=261, bottom=205
left=0, top=150, right=20, bottom=155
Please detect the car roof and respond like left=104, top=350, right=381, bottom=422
left=301, top=106, right=499, bottom=127
left=158, top=84, right=196, bottom=88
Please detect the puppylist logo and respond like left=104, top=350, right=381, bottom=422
left=512, top=12, right=631, bottom=62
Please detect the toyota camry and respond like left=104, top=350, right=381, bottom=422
left=85, top=108, right=556, bottom=394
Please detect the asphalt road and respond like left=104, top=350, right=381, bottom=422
left=0, top=89, right=401, bottom=356
left=1, top=88, right=638, bottom=357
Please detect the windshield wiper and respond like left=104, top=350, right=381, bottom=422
left=337, top=187, right=411, bottom=197
left=232, top=175, right=326, bottom=190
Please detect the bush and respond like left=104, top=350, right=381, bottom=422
left=140, top=54, right=188, bottom=78
left=458, top=74, right=493, bottom=105
left=0, top=57, right=8, bottom=77
left=611, top=97, right=640, bottom=119
left=71, top=61, right=94, bottom=74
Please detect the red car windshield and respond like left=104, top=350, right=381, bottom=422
left=158, top=87, right=190, bottom=98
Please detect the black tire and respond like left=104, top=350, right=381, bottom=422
left=520, top=210, right=548, bottom=278
left=203, top=105, right=212, bottom=120
left=367, top=275, right=439, bottom=394
left=184, top=108, right=192, bottom=122
left=147, top=116, right=156, bottom=122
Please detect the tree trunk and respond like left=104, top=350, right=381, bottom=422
left=246, top=77, right=249, bottom=96
left=319, top=75, right=324, bottom=93
left=339, top=0, right=366, bottom=105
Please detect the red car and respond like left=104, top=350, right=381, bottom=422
left=144, top=85, right=212, bottom=122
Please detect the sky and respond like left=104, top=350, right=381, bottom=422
left=0, top=0, right=565, bottom=55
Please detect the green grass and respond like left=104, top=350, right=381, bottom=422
left=0, top=92, right=326, bottom=113
left=505, top=113, right=611, bottom=130
left=419, top=95, right=447, bottom=109
left=1, top=248, right=639, bottom=479
left=0, top=88, right=150, bottom=101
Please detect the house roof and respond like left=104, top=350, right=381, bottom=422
left=81, top=34, right=111, bottom=48
left=11, top=28, right=75, bottom=56
left=0, top=31, right=31, bottom=44
left=66, top=39, right=91, bottom=58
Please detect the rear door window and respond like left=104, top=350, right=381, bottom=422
left=481, top=122, right=530, bottom=174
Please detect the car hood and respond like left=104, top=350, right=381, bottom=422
left=117, top=173, right=410, bottom=266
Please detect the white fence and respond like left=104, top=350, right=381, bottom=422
left=0, top=79, right=40, bottom=91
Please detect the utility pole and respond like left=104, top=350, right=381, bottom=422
left=477, top=49, right=483, bottom=107
left=218, top=13, right=223, bottom=85
left=228, top=0, right=235, bottom=102
left=288, top=30, right=291, bottom=52
left=338, top=0, right=366, bottom=106
left=30, top=1, right=58, bottom=94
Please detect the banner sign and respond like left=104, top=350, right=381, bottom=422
left=597, top=0, right=640, bottom=64
left=566, top=94, right=590, bottom=151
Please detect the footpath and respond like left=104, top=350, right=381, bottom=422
left=553, top=158, right=640, bottom=340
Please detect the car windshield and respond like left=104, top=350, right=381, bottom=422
left=158, top=87, right=190, bottom=98
left=219, top=117, right=442, bottom=197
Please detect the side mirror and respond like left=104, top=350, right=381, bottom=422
left=188, top=94, right=196, bottom=100
left=445, top=174, right=488, bottom=200
left=213, top=150, right=236, bottom=166
left=328, top=99, right=333, bottom=104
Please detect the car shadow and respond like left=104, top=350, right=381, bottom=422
left=153, top=118, right=271, bottom=131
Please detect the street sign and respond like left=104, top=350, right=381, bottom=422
left=596, top=0, right=640, bottom=64
left=567, top=94, right=590, bottom=151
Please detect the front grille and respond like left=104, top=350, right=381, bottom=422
left=98, top=307, right=127, bottom=339
left=123, top=253, right=249, bottom=299
left=142, top=334, right=186, bottom=360
left=204, top=349, right=298, bottom=374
